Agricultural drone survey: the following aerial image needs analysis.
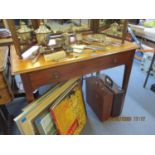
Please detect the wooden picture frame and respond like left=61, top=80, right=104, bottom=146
left=14, top=78, right=79, bottom=135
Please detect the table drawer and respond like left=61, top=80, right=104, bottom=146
left=0, top=74, right=6, bottom=89
left=0, top=87, right=12, bottom=105
left=0, top=63, right=12, bottom=89
left=29, top=51, right=133, bottom=89
left=113, top=51, right=132, bottom=66
left=29, top=56, right=112, bottom=88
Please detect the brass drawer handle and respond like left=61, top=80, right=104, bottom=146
left=52, top=72, right=60, bottom=79
left=0, top=95, right=2, bottom=99
left=113, top=57, right=117, bottom=64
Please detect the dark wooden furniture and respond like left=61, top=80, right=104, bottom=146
left=0, top=46, right=27, bottom=135
left=0, top=46, right=13, bottom=104
left=11, top=35, right=137, bottom=103
left=0, top=105, right=13, bottom=135
left=0, top=46, right=13, bottom=134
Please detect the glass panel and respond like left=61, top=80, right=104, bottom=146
left=99, top=19, right=125, bottom=38
left=44, top=19, right=90, bottom=33
left=14, top=19, right=35, bottom=45
left=99, top=19, right=116, bottom=28
left=6, top=19, right=92, bottom=57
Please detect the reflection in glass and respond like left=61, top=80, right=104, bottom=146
left=99, top=19, right=125, bottom=38
left=44, top=19, right=90, bottom=33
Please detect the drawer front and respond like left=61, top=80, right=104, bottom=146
left=0, top=88, right=12, bottom=105
left=29, top=51, right=133, bottom=89
left=114, top=50, right=133, bottom=66
left=0, top=64, right=12, bottom=89
left=0, top=74, right=6, bottom=89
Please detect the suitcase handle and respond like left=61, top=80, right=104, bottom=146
left=105, top=75, right=113, bottom=87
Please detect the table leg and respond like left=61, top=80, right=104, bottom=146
left=0, top=105, right=13, bottom=135
left=21, top=74, right=34, bottom=103
left=0, top=108, right=8, bottom=134
left=122, top=51, right=135, bottom=94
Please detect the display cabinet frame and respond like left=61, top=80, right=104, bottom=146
left=7, top=19, right=93, bottom=58
left=6, top=19, right=128, bottom=58
left=91, top=19, right=128, bottom=43
left=7, top=19, right=39, bottom=58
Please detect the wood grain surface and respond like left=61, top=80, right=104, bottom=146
left=11, top=36, right=137, bottom=75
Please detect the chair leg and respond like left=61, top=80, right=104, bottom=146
left=0, top=108, right=9, bottom=134
left=0, top=105, right=13, bottom=135
left=143, top=52, right=155, bottom=88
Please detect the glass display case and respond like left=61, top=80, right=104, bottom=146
left=6, top=19, right=128, bottom=58
left=44, top=19, right=90, bottom=33
left=6, top=19, right=93, bottom=58
left=7, top=19, right=39, bottom=58
left=99, top=19, right=128, bottom=43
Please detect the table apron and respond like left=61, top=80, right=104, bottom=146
left=25, top=51, right=134, bottom=90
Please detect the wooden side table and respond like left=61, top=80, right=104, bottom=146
left=11, top=36, right=137, bottom=103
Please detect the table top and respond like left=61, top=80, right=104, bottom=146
left=11, top=36, right=137, bottom=75
left=0, top=46, right=9, bottom=72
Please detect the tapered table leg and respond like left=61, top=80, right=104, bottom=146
left=122, top=51, right=135, bottom=94
left=21, top=74, right=35, bottom=103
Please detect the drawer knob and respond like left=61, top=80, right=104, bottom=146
left=52, top=72, right=60, bottom=79
left=113, top=57, right=117, bottom=64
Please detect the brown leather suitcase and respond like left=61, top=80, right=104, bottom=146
left=86, top=75, right=125, bottom=121
left=86, top=76, right=113, bottom=121
left=99, top=75, right=125, bottom=117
